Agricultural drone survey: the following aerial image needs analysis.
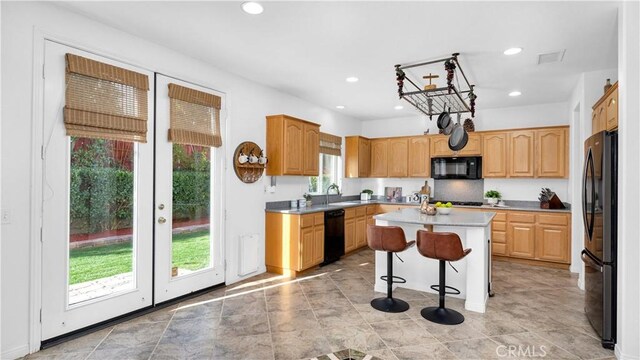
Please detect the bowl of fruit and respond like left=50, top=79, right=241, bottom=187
left=435, top=202, right=454, bottom=215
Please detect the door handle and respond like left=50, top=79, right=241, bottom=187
left=158, top=217, right=167, bottom=224
left=581, top=250, right=603, bottom=272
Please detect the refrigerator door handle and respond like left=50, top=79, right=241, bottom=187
left=582, top=148, right=591, bottom=238
left=582, top=250, right=603, bottom=272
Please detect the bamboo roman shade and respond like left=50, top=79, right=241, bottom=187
left=167, top=83, right=222, bottom=147
left=319, top=132, right=342, bottom=156
left=64, top=53, right=149, bottom=143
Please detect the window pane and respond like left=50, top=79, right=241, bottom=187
left=171, top=144, right=212, bottom=277
left=68, top=137, right=135, bottom=304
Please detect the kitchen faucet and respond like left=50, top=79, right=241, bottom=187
left=326, top=183, right=340, bottom=205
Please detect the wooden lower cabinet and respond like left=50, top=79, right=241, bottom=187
left=490, top=210, right=571, bottom=267
left=345, top=208, right=357, bottom=253
left=265, top=212, right=324, bottom=276
left=508, top=222, right=536, bottom=259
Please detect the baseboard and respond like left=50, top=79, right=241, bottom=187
left=577, top=277, right=585, bottom=290
left=2, top=344, right=30, bottom=360
left=616, top=345, right=640, bottom=360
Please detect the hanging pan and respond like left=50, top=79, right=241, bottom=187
left=437, top=107, right=451, bottom=130
left=448, top=116, right=469, bottom=151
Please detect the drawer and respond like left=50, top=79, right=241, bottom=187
left=355, top=206, right=366, bottom=217
left=313, top=213, right=324, bottom=226
left=509, top=212, right=535, bottom=223
left=538, top=213, right=568, bottom=226
left=492, top=221, right=507, bottom=232
left=492, top=231, right=506, bottom=243
left=493, top=212, right=507, bottom=222
left=300, top=214, right=315, bottom=228
left=345, top=208, right=356, bottom=219
left=366, top=205, right=376, bottom=215
left=492, top=242, right=507, bottom=256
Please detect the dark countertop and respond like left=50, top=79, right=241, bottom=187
left=265, top=199, right=571, bottom=215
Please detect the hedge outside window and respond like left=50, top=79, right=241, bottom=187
left=308, top=153, right=342, bottom=194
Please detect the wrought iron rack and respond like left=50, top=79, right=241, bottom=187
left=395, top=53, right=476, bottom=118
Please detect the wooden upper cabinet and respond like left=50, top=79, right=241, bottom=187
left=370, top=138, right=389, bottom=177
left=430, top=133, right=482, bottom=157
left=302, top=123, right=320, bottom=176
left=387, top=137, right=409, bottom=177
left=408, top=136, right=430, bottom=177
left=266, top=115, right=320, bottom=176
left=536, top=128, right=567, bottom=178
left=482, top=132, right=508, bottom=178
left=606, top=86, right=618, bottom=131
left=508, top=130, right=535, bottom=177
left=345, top=136, right=370, bottom=178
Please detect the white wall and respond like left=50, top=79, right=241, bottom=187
left=360, top=102, right=571, bottom=201
left=0, top=2, right=362, bottom=357
left=616, top=2, right=640, bottom=359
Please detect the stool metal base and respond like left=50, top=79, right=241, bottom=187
left=421, top=306, right=465, bottom=325
left=370, top=297, right=410, bottom=313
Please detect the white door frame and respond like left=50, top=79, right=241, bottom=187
left=29, top=30, right=228, bottom=353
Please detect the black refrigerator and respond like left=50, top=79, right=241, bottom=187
left=581, top=130, right=617, bottom=349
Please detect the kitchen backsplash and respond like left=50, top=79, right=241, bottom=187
left=433, top=179, right=485, bottom=202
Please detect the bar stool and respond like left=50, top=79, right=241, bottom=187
left=367, top=224, right=415, bottom=313
left=416, top=230, right=471, bottom=325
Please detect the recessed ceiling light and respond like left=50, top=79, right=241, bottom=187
left=504, top=47, right=523, bottom=55
left=336, top=105, right=345, bottom=109
left=394, top=105, right=404, bottom=110
left=509, top=91, right=522, bottom=97
left=242, top=2, right=263, bottom=15
left=345, top=77, right=359, bottom=83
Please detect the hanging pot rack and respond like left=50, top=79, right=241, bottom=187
left=395, top=53, right=477, bottom=118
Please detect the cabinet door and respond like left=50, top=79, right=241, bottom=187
left=408, top=136, right=430, bottom=177
left=388, top=138, right=409, bottom=177
left=300, top=227, right=315, bottom=270
left=344, top=218, right=356, bottom=253
left=482, top=132, right=508, bottom=178
left=430, top=135, right=452, bottom=157
left=508, top=222, right=535, bottom=259
left=283, top=118, right=304, bottom=175
left=313, top=226, right=325, bottom=266
left=370, top=139, right=388, bottom=177
left=355, top=216, right=367, bottom=248
left=458, top=133, right=483, bottom=156
left=536, top=128, right=567, bottom=178
left=597, top=105, right=606, bottom=133
left=508, top=130, right=535, bottom=177
left=302, top=123, right=320, bottom=176
left=606, top=88, right=618, bottom=131
left=359, top=138, right=371, bottom=177
left=592, top=110, right=599, bottom=135
left=535, top=225, right=569, bottom=263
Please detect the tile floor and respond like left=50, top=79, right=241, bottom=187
left=26, top=250, right=616, bottom=360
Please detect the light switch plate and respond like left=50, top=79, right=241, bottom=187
left=1, top=209, right=11, bottom=224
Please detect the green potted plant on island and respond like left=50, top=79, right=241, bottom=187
left=303, top=193, right=313, bottom=207
left=485, top=190, right=502, bottom=206
left=361, top=189, right=373, bottom=201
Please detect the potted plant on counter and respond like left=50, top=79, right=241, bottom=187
left=485, top=190, right=501, bottom=206
left=303, top=193, right=313, bottom=207
left=361, top=189, right=373, bottom=201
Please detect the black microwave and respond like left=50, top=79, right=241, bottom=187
left=431, top=157, right=482, bottom=179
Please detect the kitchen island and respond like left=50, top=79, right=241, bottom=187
left=374, top=208, right=496, bottom=313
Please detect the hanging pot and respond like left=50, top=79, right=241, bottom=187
left=437, top=107, right=451, bottom=130
left=448, top=117, right=469, bottom=151
left=442, top=117, right=455, bottom=135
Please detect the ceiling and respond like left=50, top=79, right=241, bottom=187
left=56, top=1, right=619, bottom=121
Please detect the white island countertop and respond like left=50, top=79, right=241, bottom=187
left=374, top=207, right=496, bottom=227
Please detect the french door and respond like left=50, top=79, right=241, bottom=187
left=153, top=74, right=225, bottom=303
left=41, top=42, right=224, bottom=340
left=41, top=41, right=155, bottom=340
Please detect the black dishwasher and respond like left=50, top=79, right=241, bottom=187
left=322, top=209, right=345, bottom=266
